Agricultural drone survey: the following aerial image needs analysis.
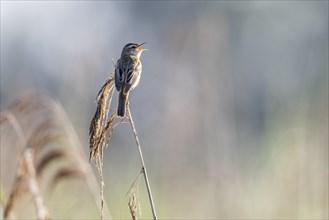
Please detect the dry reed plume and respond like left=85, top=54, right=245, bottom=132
left=128, top=192, right=138, bottom=220
left=89, top=73, right=157, bottom=220
left=1, top=91, right=111, bottom=219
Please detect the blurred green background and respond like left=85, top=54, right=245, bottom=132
left=1, top=1, right=328, bottom=219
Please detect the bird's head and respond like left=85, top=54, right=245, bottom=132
left=122, top=42, right=147, bottom=58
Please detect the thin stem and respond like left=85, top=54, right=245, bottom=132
left=127, top=104, right=157, bottom=220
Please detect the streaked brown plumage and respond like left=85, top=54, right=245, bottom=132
left=115, top=43, right=146, bottom=117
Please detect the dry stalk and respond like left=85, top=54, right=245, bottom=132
left=89, top=73, right=157, bottom=220
left=127, top=105, right=157, bottom=220
left=89, top=74, right=116, bottom=220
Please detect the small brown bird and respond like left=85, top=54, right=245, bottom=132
left=114, top=42, right=147, bottom=117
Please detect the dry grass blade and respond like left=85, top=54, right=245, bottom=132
left=96, top=73, right=114, bottom=102
left=6, top=91, right=45, bottom=116
left=89, top=73, right=123, bottom=220
left=26, top=117, right=64, bottom=160
left=4, top=158, right=28, bottom=218
left=0, top=111, right=26, bottom=152
left=93, top=111, right=116, bottom=220
left=36, top=149, right=73, bottom=177
left=49, top=168, right=85, bottom=190
left=2, top=91, right=112, bottom=219
left=89, top=74, right=114, bottom=161
left=24, top=148, right=50, bottom=220
left=95, top=112, right=116, bottom=152
left=0, top=111, right=46, bottom=219
left=0, top=113, right=9, bottom=125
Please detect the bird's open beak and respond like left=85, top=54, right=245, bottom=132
left=138, top=42, right=148, bottom=51
left=139, top=42, right=147, bottom=47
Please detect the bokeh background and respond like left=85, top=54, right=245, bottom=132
left=1, top=1, right=328, bottom=219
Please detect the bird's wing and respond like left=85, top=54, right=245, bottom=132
left=114, top=60, right=124, bottom=92
left=123, top=60, right=141, bottom=94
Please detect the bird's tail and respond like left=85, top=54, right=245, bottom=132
left=117, top=92, right=128, bottom=117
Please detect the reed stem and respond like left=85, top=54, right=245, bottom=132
left=127, top=105, right=157, bottom=220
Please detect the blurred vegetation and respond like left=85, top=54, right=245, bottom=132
left=1, top=1, right=328, bottom=219
left=0, top=92, right=110, bottom=219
